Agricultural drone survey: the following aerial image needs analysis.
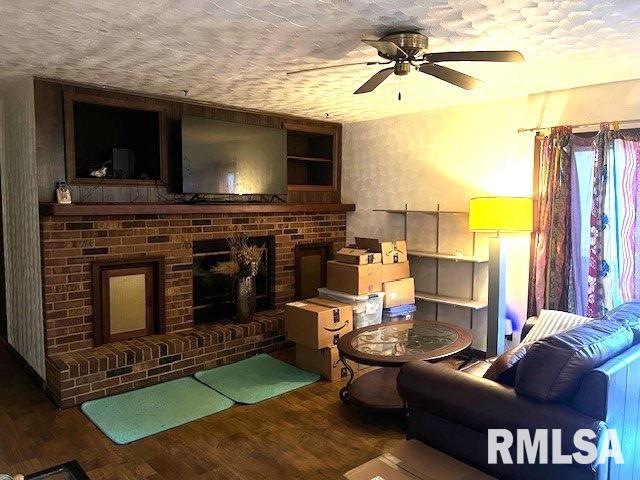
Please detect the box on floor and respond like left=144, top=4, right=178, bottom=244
left=383, top=277, right=415, bottom=308
left=295, top=344, right=367, bottom=381
left=284, top=297, right=353, bottom=349
left=344, top=439, right=496, bottom=480
left=327, top=261, right=382, bottom=296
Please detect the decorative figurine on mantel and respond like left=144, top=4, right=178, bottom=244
left=212, top=236, right=265, bottom=323
left=55, top=181, right=72, bottom=204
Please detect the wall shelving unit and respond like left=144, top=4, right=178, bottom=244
left=374, top=204, right=488, bottom=327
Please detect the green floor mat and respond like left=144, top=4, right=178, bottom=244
left=81, top=377, right=234, bottom=444
left=194, top=354, right=320, bottom=404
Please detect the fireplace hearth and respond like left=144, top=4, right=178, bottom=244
left=39, top=208, right=347, bottom=407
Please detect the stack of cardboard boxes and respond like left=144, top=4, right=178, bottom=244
left=327, top=247, right=383, bottom=297
left=355, top=238, right=416, bottom=320
left=285, top=246, right=383, bottom=381
left=285, top=297, right=354, bottom=381
left=284, top=238, right=415, bottom=381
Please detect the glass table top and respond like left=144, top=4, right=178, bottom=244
left=351, top=322, right=460, bottom=357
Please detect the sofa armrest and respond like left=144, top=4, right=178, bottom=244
left=397, top=361, right=606, bottom=455
left=521, top=316, right=538, bottom=340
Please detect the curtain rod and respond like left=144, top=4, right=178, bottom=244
left=517, top=118, right=640, bottom=134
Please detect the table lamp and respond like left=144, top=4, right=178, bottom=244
left=469, top=197, right=533, bottom=356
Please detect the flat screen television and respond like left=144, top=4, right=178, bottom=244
left=181, top=115, right=287, bottom=195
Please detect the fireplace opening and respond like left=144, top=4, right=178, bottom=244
left=193, top=236, right=274, bottom=324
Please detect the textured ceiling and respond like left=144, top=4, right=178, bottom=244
left=1, top=0, right=640, bottom=122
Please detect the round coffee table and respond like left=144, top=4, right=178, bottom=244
left=337, top=320, right=472, bottom=411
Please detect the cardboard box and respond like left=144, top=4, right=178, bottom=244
left=380, top=240, right=408, bottom=264
left=355, top=237, right=382, bottom=252
left=344, top=455, right=420, bottom=480
left=295, top=344, right=345, bottom=381
left=382, top=261, right=411, bottom=283
left=356, top=238, right=408, bottom=264
left=335, top=248, right=382, bottom=265
left=344, top=440, right=496, bottom=480
left=383, top=277, right=415, bottom=308
left=285, top=298, right=353, bottom=349
left=327, top=261, right=382, bottom=295
left=296, top=344, right=369, bottom=381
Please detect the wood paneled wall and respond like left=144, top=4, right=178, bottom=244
left=33, top=78, right=342, bottom=204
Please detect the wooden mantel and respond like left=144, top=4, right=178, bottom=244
left=39, top=202, right=356, bottom=217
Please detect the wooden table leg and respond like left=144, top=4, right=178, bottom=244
left=339, top=353, right=355, bottom=405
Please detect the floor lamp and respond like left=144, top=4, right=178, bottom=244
left=469, top=197, right=533, bottom=357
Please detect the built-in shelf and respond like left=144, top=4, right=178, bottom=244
left=286, top=125, right=335, bottom=189
left=408, top=250, right=488, bottom=263
left=373, top=209, right=468, bottom=215
left=287, top=155, right=332, bottom=163
left=415, top=292, right=488, bottom=310
left=39, top=202, right=355, bottom=217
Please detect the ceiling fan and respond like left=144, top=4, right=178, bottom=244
left=286, top=31, right=524, bottom=94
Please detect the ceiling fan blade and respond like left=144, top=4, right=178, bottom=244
left=362, top=39, right=408, bottom=59
left=424, top=50, right=524, bottom=63
left=418, top=64, right=480, bottom=90
left=286, top=61, right=379, bottom=76
left=354, top=67, right=395, bottom=94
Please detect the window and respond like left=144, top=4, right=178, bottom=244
left=570, top=130, right=639, bottom=314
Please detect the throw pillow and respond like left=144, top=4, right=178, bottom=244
left=483, top=342, right=531, bottom=385
left=525, top=309, right=590, bottom=342
left=515, top=319, right=634, bottom=403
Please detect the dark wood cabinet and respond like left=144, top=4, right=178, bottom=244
left=34, top=78, right=342, bottom=204
left=63, top=92, right=168, bottom=186
left=285, top=122, right=341, bottom=204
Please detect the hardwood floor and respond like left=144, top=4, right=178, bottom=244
left=0, top=344, right=405, bottom=479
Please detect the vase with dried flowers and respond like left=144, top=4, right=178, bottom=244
left=211, top=236, right=265, bottom=323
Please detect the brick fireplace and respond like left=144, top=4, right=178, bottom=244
left=39, top=204, right=349, bottom=407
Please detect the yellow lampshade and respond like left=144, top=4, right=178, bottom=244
left=469, top=197, right=533, bottom=232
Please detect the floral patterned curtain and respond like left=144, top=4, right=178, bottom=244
left=586, top=125, right=609, bottom=317
left=528, top=126, right=573, bottom=315
left=530, top=124, right=640, bottom=317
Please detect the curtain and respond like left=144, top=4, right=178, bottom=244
left=605, top=132, right=640, bottom=302
left=528, top=126, right=573, bottom=315
left=586, top=126, right=609, bottom=317
left=569, top=137, right=596, bottom=315
left=529, top=125, right=640, bottom=317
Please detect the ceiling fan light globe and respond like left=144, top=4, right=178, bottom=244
left=394, top=62, right=411, bottom=76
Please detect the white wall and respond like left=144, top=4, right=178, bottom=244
left=342, top=78, right=640, bottom=342
left=0, top=78, right=45, bottom=377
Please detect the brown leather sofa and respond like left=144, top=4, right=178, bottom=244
left=397, top=303, right=640, bottom=480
